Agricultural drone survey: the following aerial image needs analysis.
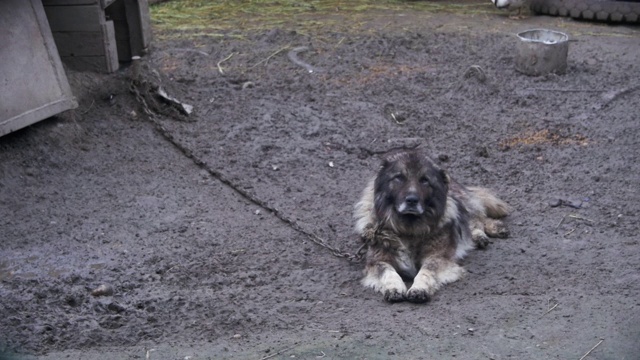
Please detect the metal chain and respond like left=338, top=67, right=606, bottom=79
left=130, top=81, right=364, bottom=262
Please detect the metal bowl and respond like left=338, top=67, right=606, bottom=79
left=515, top=29, right=569, bottom=76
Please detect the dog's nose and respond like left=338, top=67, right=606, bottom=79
left=405, top=194, right=419, bottom=206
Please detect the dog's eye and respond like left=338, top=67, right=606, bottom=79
left=420, top=176, right=430, bottom=185
left=392, top=174, right=405, bottom=183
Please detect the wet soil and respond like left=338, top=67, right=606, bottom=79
left=1, top=9, right=639, bottom=360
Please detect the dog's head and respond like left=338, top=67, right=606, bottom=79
left=373, top=150, right=449, bottom=234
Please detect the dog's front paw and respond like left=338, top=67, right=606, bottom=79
left=406, top=288, right=431, bottom=303
left=472, top=229, right=491, bottom=249
left=494, top=225, right=509, bottom=239
left=485, top=220, right=509, bottom=239
left=383, top=289, right=406, bottom=303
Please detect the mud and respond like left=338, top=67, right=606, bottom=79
left=1, top=9, right=639, bottom=360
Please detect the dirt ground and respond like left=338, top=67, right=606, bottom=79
left=1, top=5, right=640, bottom=360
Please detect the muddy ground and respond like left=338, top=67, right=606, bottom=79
left=1, top=6, right=640, bottom=360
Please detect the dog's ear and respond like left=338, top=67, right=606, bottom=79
left=440, top=169, right=450, bottom=186
left=380, top=149, right=406, bottom=168
left=379, top=157, right=390, bottom=171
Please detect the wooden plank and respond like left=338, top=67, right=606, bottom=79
left=1, top=99, right=78, bottom=137
left=31, top=0, right=75, bottom=98
left=138, top=0, right=152, bottom=49
left=42, top=0, right=99, bottom=5
left=41, top=0, right=115, bottom=9
left=52, top=31, right=106, bottom=57
left=106, top=0, right=131, bottom=60
left=103, top=21, right=120, bottom=72
left=44, top=5, right=104, bottom=32
left=0, top=0, right=77, bottom=137
left=55, top=22, right=118, bottom=73
left=124, top=0, right=148, bottom=56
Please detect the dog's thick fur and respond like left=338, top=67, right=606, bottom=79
left=354, top=150, right=509, bottom=303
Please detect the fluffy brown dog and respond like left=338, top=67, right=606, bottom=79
left=354, top=150, right=509, bottom=303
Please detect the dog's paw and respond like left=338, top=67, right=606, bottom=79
left=485, top=220, right=509, bottom=239
left=472, top=230, right=491, bottom=249
left=383, top=289, right=406, bottom=303
left=406, top=288, right=430, bottom=303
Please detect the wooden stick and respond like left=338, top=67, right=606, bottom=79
left=145, top=349, right=155, bottom=360
left=569, top=215, right=594, bottom=223
left=306, top=327, right=341, bottom=333
left=251, top=45, right=290, bottom=69
left=81, top=100, right=95, bottom=115
left=539, top=302, right=559, bottom=319
left=217, top=52, right=235, bottom=75
left=544, top=303, right=558, bottom=315
left=532, top=88, right=604, bottom=93
left=579, top=339, right=604, bottom=360
left=259, top=345, right=297, bottom=360
left=556, top=214, right=568, bottom=229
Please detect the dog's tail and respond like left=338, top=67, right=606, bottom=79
left=467, top=187, right=510, bottom=218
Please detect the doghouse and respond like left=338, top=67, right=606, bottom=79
left=0, top=0, right=151, bottom=137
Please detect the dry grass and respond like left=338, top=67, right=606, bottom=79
left=150, top=0, right=497, bottom=38
left=500, top=129, right=590, bottom=148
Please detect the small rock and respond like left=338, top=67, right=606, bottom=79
left=476, top=146, right=489, bottom=158
left=549, top=198, right=582, bottom=209
left=232, top=334, right=241, bottom=339
left=566, top=200, right=582, bottom=209
left=90, top=284, right=114, bottom=297
left=328, top=161, right=335, bottom=168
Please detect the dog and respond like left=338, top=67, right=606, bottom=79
left=354, top=149, right=509, bottom=303
left=491, top=0, right=529, bottom=19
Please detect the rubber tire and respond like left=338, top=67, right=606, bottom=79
left=530, top=0, right=640, bottom=23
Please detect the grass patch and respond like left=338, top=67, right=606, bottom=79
left=151, top=0, right=496, bottom=37
left=500, top=129, right=590, bottom=149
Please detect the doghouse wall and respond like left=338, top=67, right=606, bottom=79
left=42, top=0, right=151, bottom=73
left=0, top=0, right=77, bottom=137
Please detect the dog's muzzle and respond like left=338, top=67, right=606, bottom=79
left=397, top=194, right=424, bottom=215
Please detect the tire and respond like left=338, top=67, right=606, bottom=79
left=530, top=0, right=640, bottom=23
